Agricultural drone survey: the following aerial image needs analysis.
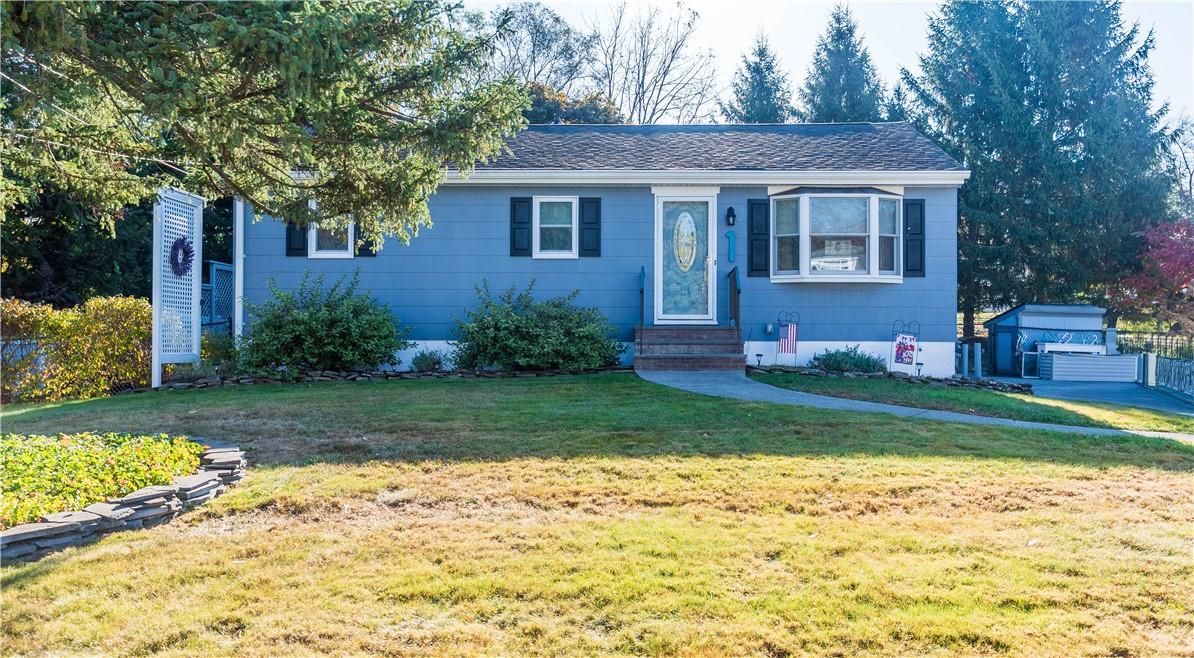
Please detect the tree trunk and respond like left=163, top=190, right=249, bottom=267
left=962, top=306, right=976, bottom=338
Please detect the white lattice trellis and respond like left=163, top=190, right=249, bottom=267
left=152, top=188, right=205, bottom=387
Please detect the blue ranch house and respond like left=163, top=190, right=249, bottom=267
left=232, top=123, right=970, bottom=376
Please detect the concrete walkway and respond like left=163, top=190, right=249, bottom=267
left=637, top=370, right=1194, bottom=443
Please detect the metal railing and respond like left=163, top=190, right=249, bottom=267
left=1115, top=331, right=1194, bottom=360
left=637, top=265, right=646, bottom=354
left=727, top=266, right=741, bottom=329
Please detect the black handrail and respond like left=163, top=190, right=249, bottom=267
left=727, top=266, right=741, bottom=330
left=638, top=265, right=646, bottom=353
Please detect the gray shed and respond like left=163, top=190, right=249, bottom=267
left=984, top=304, right=1107, bottom=377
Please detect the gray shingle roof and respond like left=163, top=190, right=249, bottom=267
left=479, top=122, right=964, bottom=172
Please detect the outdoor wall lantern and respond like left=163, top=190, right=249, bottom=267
left=725, top=206, right=736, bottom=226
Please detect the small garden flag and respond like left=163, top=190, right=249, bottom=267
left=779, top=323, right=798, bottom=355
left=894, top=333, right=917, bottom=365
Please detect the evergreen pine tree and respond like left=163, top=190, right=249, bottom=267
left=798, top=4, right=886, bottom=122
left=720, top=35, right=796, bottom=123
left=903, top=0, right=1171, bottom=335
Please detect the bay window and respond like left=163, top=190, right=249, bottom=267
left=770, top=191, right=903, bottom=282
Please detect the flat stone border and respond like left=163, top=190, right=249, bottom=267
left=124, top=366, right=636, bottom=392
left=0, top=445, right=245, bottom=564
left=747, top=365, right=1034, bottom=394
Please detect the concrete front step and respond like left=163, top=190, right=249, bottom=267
left=633, top=354, right=745, bottom=371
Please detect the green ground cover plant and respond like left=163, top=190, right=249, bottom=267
left=2, top=375, right=1191, bottom=656
left=0, top=432, right=203, bottom=527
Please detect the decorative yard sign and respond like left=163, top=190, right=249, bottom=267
left=890, top=320, right=921, bottom=375
left=151, top=187, right=205, bottom=388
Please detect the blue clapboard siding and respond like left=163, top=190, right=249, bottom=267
left=242, top=184, right=958, bottom=343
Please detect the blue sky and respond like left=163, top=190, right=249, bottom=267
left=466, top=0, right=1194, bottom=123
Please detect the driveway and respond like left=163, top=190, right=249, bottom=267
left=992, top=378, right=1194, bottom=416
left=638, top=370, right=1194, bottom=442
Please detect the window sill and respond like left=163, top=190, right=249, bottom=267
left=532, top=252, right=579, bottom=260
left=308, top=252, right=355, bottom=260
left=769, top=274, right=903, bottom=284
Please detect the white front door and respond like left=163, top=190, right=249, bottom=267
left=654, top=193, right=717, bottom=324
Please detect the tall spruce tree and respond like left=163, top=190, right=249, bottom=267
left=720, top=35, right=796, bottom=123
left=798, top=4, right=886, bottom=123
left=904, top=0, right=1170, bottom=335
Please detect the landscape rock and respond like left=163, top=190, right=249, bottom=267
left=1, top=541, right=39, bottom=560
left=1, top=522, right=80, bottom=546
left=174, top=471, right=220, bottom=491
left=82, top=502, right=136, bottom=521
left=112, top=485, right=178, bottom=505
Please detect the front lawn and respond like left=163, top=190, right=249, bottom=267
left=3, top=374, right=1192, bottom=656
left=752, top=370, right=1194, bottom=433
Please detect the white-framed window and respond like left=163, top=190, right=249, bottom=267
left=306, top=199, right=355, bottom=259
left=532, top=196, right=578, bottom=258
left=878, top=197, right=900, bottom=274
left=774, top=197, right=800, bottom=274
left=769, top=191, right=903, bottom=282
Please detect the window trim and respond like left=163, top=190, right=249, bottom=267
left=306, top=199, right=355, bottom=260
left=769, top=192, right=904, bottom=283
left=878, top=197, right=901, bottom=275
left=532, top=195, right=579, bottom=259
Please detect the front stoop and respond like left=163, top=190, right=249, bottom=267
left=633, top=327, right=745, bottom=372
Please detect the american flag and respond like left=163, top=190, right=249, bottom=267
left=778, top=323, right=798, bottom=354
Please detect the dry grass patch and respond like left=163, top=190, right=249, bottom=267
left=3, top=374, right=1193, bottom=656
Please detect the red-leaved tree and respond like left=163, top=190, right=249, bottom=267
left=1113, top=220, right=1194, bottom=331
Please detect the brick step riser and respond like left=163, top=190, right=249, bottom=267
left=633, top=356, right=745, bottom=371
left=636, top=328, right=740, bottom=341
left=637, top=344, right=745, bottom=355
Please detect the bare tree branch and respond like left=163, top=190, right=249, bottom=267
left=588, top=3, right=717, bottom=124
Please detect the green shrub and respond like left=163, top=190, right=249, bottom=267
left=411, top=349, right=447, bottom=372
left=1, top=296, right=151, bottom=401
left=809, top=345, right=888, bottom=373
left=239, top=273, right=411, bottom=378
left=453, top=281, right=624, bottom=371
left=0, top=432, right=204, bottom=528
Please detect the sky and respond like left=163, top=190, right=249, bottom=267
left=465, top=0, right=1194, bottom=124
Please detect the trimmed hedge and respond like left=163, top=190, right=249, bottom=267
left=1, top=296, right=152, bottom=401
left=0, top=433, right=204, bottom=528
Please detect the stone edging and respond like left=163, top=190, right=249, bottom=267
left=747, top=366, right=1034, bottom=394
left=0, top=446, right=246, bottom=564
left=132, top=366, right=637, bottom=392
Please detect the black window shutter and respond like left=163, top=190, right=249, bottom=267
left=903, top=199, right=925, bottom=277
left=356, top=225, right=376, bottom=257
left=510, top=197, right=532, bottom=257
left=747, top=199, right=769, bottom=277
left=285, top=222, right=306, bottom=257
left=579, top=197, right=601, bottom=257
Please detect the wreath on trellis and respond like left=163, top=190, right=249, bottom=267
left=169, top=237, right=194, bottom=277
